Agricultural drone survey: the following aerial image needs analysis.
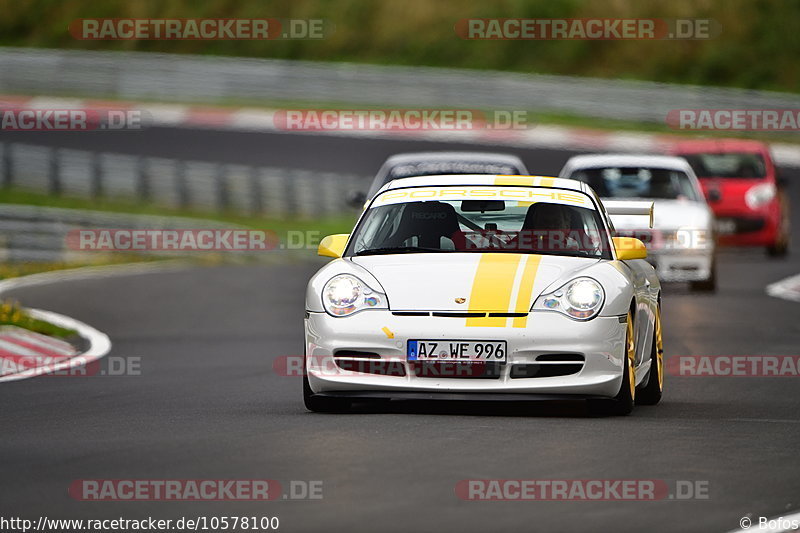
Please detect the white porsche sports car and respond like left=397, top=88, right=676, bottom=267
left=559, top=154, right=716, bottom=291
left=304, top=175, right=663, bottom=415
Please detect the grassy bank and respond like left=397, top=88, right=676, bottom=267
left=0, top=300, right=77, bottom=338
left=0, top=187, right=357, bottom=236
left=1, top=0, right=798, bottom=93
left=0, top=188, right=357, bottom=280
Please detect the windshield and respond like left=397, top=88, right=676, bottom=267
left=347, top=186, right=612, bottom=259
left=567, top=167, right=701, bottom=201
left=680, top=152, right=766, bottom=178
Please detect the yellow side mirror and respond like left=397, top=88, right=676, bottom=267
left=612, top=237, right=647, bottom=260
left=318, top=234, right=349, bottom=258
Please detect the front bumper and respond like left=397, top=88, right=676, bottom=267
left=305, top=311, right=627, bottom=398
left=712, top=205, right=782, bottom=247
left=646, top=250, right=714, bottom=282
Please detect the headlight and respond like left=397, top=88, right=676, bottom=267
left=322, top=274, right=388, bottom=317
left=671, top=227, right=711, bottom=250
left=745, top=183, right=776, bottom=209
left=532, top=277, right=604, bottom=320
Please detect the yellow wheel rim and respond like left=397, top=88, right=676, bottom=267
left=655, top=307, right=664, bottom=391
left=626, top=312, right=636, bottom=400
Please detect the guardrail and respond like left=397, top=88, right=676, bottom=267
left=0, top=142, right=369, bottom=219
left=0, top=140, right=368, bottom=262
left=0, top=204, right=245, bottom=263
left=2, top=47, right=800, bottom=123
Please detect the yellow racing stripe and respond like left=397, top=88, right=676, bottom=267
left=494, top=176, right=534, bottom=187
left=512, top=255, right=542, bottom=328
left=466, top=254, right=521, bottom=327
left=537, top=177, right=556, bottom=187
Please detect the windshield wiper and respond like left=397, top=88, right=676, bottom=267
left=353, top=246, right=451, bottom=256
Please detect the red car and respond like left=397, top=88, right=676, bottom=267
left=670, top=139, right=790, bottom=257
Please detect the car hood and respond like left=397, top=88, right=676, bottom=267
left=350, top=253, right=601, bottom=312
left=609, top=199, right=712, bottom=231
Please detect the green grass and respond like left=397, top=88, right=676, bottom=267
left=0, top=186, right=357, bottom=284
left=1, top=0, right=799, bottom=94
left=0, top=187, right=358, bottom=236
left=0, top=300, right=78, bottom=338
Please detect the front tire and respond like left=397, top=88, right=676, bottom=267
left=303, top=373, right=351, bottom=413
left=636, top=305, right=663, bottom=406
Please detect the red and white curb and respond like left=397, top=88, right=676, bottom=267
left=3, top=94, right=800, bottom=168
left=0, top=308, right=110, bottom=383
left=766, top=273, right=800, bottom=303
left=0, top=325, right=79, bottom=378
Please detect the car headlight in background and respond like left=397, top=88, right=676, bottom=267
left=745, top=182, right=776, bottom=209
left=671, top=227, right=711, bottom=250
left=532, top=277, right=605, bottom=320
left=322, top=274, right=388, bottom=317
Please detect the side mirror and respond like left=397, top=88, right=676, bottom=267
left=612, top=237, right=647, bottom=260
left=706, top=189, right=722, bottom=203
left=318, top=234, right=349, bottom=258
left=347, top=191, right=367, bottom=209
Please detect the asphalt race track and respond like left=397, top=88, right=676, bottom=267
left=2, top=128, right=800, bottom=532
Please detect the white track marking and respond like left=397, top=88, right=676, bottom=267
left=0, top=261, right=188, bottom=297
left=766, top=273, right=800, bottom=303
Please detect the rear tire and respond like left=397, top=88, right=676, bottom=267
left=768, top=193, right=790, bottom=258
left=303, top=373, right=351, bottom=413
left=767, top=242, right=789, bottom=257
left=636, top=306, right=663, bottom=406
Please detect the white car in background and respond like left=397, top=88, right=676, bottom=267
left=560, top=154, right=716, bottom=291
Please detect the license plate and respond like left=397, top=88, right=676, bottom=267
left=408, top=340, right=507, bottom=362
left=716, top=219, right=736, bottom=234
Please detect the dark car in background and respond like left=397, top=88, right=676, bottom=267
left=349, top=151, right=529, bottom=207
